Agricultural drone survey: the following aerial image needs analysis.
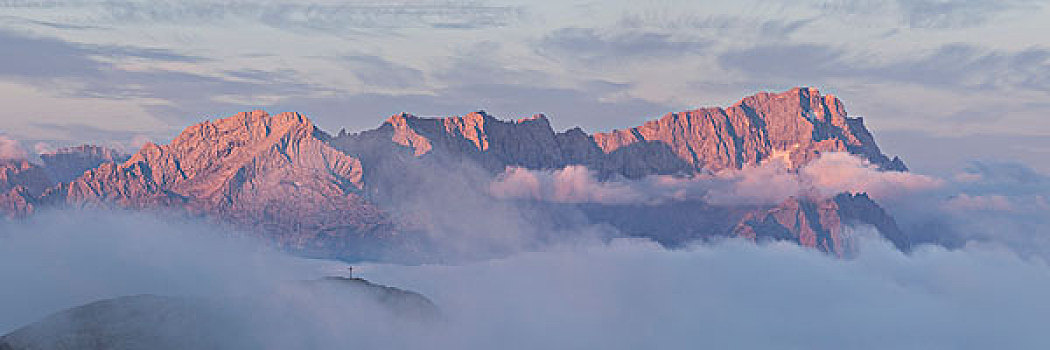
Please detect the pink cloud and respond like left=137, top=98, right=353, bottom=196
left=490, top=166, right=649, bottom=204
left=0, top=135, right=28, bottom=161
left=491, top=152, right=944, bottom=206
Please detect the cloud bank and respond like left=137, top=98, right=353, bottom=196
left=488, top=152, right=1050, bottom=262
left=361, top=229, right=1050, bottom=349
left=489, top=152, right=943, bottom=205
left=0, top=135, right=28, bottom=160
left=4, top=209, right=1050, bottom=349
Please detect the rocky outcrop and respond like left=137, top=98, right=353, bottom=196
left=39, top=145, right=129, bottom=183
left=333, top=87, right=905, bottom=180
left=733, top=193, right=907, bottom=256
left=0, top=160, right=52, bottom=195
left=0, top=186, right=36, bottom=218
left=335, top=111, right=580, bottom=172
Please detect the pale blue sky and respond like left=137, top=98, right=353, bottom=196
left=1, top=0, right=1049, bottom=174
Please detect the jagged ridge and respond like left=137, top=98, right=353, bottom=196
left=331, top=87, right=905, bottom=180
left=0, top=88, right=910, bottom=257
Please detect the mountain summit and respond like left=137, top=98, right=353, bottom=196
left=0, top=88, right=909, bottom=257
left=331, top=87, right=904, bottom=180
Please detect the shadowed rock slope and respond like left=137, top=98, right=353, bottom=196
left=6, top=111, right=390, bottom=249
left=0, top=160, right=51, bottom=196
left=40, top=145, right=130, bottom=184
left=733, top=193, right=907, bottom=256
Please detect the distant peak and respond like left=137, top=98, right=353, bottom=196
left=42, top=144, right=128, bottom=159
left=518, top=113, right=549, bottom=123
left=217, top=110, right=309, bottom=126
left=788, top=86, right=821, bottom=94
left=385, top=112, right=418, bottom=124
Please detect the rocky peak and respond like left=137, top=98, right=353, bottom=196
left=1, top=89, right=911, bottom=257
left=733, top=192, right=908, bottom=256
left=0, top=185, right=36, bottom=218
left=337, top=87, right=905, bottom=179
left=593, top=87, right=906, bottom=173
left=347, top=110, right=570, bottom=171
left=39, top=145, right=130, bottom=183
left=47, top=111, right=383, bottom=246
left=0, top=159, right=52, bottom=195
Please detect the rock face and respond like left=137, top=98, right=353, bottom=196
left=573, top=193, right=907, bottom=256
left=39, top=145, right=129, bottom=184
left=335, top=112, right=592, bottom=172
left=40, top=111, right=388, bottom=248
left=0, top=87, right=912, bottom=256
left=0, top=160, right=52, bottom=195
left=733, top=193, right=907, bottom=256
left=0, top=161, right=51, bottom=218
left=333, top=87, right=904, bottom=179
left=0, top=186, right=37, bottom=218
left=594, top=87, right=906, bottom=173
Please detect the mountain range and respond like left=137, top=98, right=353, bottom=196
left=0, top=87, right=910, bottom=258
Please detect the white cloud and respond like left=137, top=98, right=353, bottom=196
left=0, top=134, right=28, bottom=160
left=360, top=229, right=1050, bottom=349
left=489, top=152, right=944, bottom=205
left=5, top=210, right=1050, bottom=349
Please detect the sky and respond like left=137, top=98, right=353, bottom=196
left=0, top=0, right=1049, bottom=175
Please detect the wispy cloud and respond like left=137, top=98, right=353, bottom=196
left=339, top=55, right=425, bottom=89
left=817, top=0, right=1044, bottom=28
left=718, top=42, right=1050, bottom=93
left=538, top=27, right=710, bottom=64
left=0, top=134, right=28, bottom=160
left=489, top=153, right=941, bottom=206
left=616, top=12, right=814, bottom=40
left=0, top=0, right=523, bottom=32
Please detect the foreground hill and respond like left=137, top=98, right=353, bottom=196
left=0, top=278, right=439, bottom=350
left=0, top=88, right=909, bottom=257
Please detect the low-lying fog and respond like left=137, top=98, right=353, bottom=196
left=3, top=203, right=1050, bottom=349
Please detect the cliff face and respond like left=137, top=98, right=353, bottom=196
left=594, top=87, right=906, bottom=172
left=733, top=193, right=907, bottom=256
left=333, top=87, right=905, bottom=180
left=0, top=161, right=52, bottom=218
left=337, top=111, right=588, bottom=173
left=39, top=145, right=130, bottom=184
left=0, top=146, right=133, bottom=218
left=0, top=160, right=51, bottom=196
left=0, top=88, right=912, bottom=256
left=40, top=111, right=387, bottom=247
left=0, top=186, right=37, bottom=218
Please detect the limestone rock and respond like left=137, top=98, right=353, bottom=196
left=733, top=193, right=908, bottom=256
left=0, top=186, right=36, bottom=218
left=39, top=145, right=130, bottom=184
left=0, top=88, right=911, bottom=256
left=593, top=87, right=906, bottom=172
left=334, top=87, right=905, bottom=180
left=49, top=111, right=387, bottom=247
left=0, top=160, right=52, bottom=195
